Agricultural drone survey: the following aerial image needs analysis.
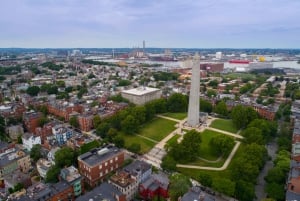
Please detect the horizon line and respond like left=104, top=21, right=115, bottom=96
left=0, top=47, right=300, bottom=50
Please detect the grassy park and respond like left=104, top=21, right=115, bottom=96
left=198, top=129, right=225, bottom=160
left=210, top=119, right=238, bottom=133
left=165, top=134, right=180, bottom=147
left=140, top=117, right=176, bottom=141
left=162, top=112, right=187, bottom=120
left=120, top=132, right=156, bottom=154
left=121, top=117, right=177, bottom=154
left=178, top=142, right=245, bottom=182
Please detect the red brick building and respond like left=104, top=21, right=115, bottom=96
left=252, top=105, right=276, bottom=121
left=139, top=173, right=169, bottom=200
left=35, top=121, right=55, bottom=144
left=78, top=114, right=93, bottom=132
left=78, top=146, right=124, bottom=187
left=200, top=63, right=224, bottom=73
left=47, top=102, right=83, bottom=121
left=23, top=111, right=42, bottom=134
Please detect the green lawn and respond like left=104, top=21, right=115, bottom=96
left=187, top=158, right=226, bottom=168
left=177, top=143, right=245, bottom=182
left=120, top=117, right=177, bottom=154
left=224, top=73, right=256, bottom=80
left=139, top=117, right=176, bottom=141
left=162, top=112, right=187, bottom=120
left=198, top=129, right=225, bottom=161
left=210, top=119, right=238, bottom=133
left=120, top=132, right=156, bottom=154
left=166, top=134, right=180, bottom=146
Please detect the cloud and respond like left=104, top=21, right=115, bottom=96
left=0, top=0, right=299, bottom=48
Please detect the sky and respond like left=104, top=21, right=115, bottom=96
left=0, top=0, right=300, bottom=48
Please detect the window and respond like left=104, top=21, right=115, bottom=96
left=105, top=162, right=107, bottom=166
left=99, top=165, right=102, bottom=169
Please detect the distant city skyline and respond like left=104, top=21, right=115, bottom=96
left=1, top=0, right=300, bottom=48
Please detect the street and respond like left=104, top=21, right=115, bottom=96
left=254, top=140, right=278, bottom=200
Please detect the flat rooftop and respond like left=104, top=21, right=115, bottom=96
left=122, top=87, right=160, bottom=96
left=78, top=145, right=122, bottom=167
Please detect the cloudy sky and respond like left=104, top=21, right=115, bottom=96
left=1, top=0, right=300, bottom=48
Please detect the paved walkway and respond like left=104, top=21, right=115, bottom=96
left=142, top=114, right=243, bottom=171
left=176, top=141, right=241, bottom=170
left=156, top=114, right=182, bottom=123
left=135, top=134, right=158, bottom=143
left=198, top=155, right=223, bottom=163
left=205, top=127, right=244, bottom=139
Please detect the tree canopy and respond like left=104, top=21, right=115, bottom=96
left=26, top=86, right=40, bottom=96
left=169, top=129, right=201, bottom=163
left=210, top=135, right=235, bottom=156
left=30, top=144, right=42, bottom=162
left=167, top=93, right=188, bottom=113
left=231, top=105, right=258, bottom=129
left=169, top=173, right=192, bottom=201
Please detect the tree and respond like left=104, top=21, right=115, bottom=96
left=231, top=157, right=260, bottom=184
left=26, top=86, right=40, bottom=96
left=256, top=96, right=263, bottom=104
left=265, top=167, right=286, bottom=184
left=265, top=183, right=285, bottom=201
left=170, top=130, right=201, bottom=163
left=144, top=102, right=156, bottom=121
left=112, top=135, right=125, bottom=148
left=169, top=174, right=192, bottom=201
left=56, top=80, right=65, bottom=88
left=214, top=101, right=228, bottom=117
left=93, top=115, right=101, bottom=128
left=161, top=155, right=177, bottom=172
left=45, top=165, right=60, bottom=183
left=274, top=150, right=290, bottom=173
left=151, top=98, right=167, bottom=113
left=248, top=119, right=277, bottom=140
left=200, top=99, right=213, bottom=113
left=231, top=105, right=258, bottom=129
left=208, top=80, right=219, bottom=88
left=0, top=116, right=4, bottom=134
left=38, top=116, right=49, bottom=127
left=69, top=116, right=79, bottom=128
left=128, top=143, right=141, bottom=153
left=241, top=127, right=264, bottom=145
left=166, top=93, right=188, bottom=113
left=235, top=180, right=256, bottom=201
left=107, top=128, right=118, bottom=140
left=231, top=143, right=267, bottom=184
left=130, top=106, right=146, bottom=125
left=80, top=140, right=100, bottom=154
left=244, top=143, right=267, bottom=169
left=121, top=115, right=138, bottom=134
left=54, top=147, right=76, bottom=168
left=30, top=144, right=42, bottom=162
left=96, top=122, right=110, bottom=138
left=210, top=135, right=235, bottom=156
left=118, top=79, right=131, bottom=86
left=212, top=178, right=235, bottom=196
left=206, top=89, right=217, bottom=98
left=77, top=87, right=88, bottom=98
left=198, top=173, right=212, bottom=187
left=47, top=85, right=58, bottom=94
left=17, top=134, right=22, bottom=144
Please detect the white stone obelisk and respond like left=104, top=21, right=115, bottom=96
left=187, top=53, right=200, bottom=127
